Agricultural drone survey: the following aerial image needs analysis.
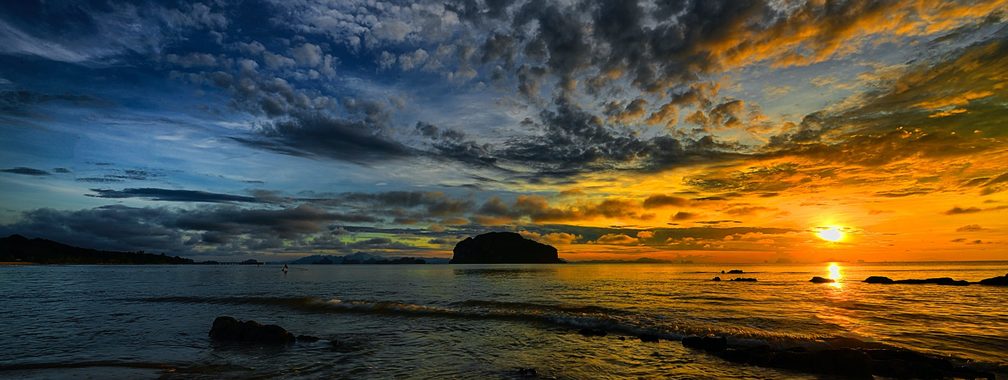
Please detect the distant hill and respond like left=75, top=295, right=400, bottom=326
left=0, top=234, right=193, bottom=264
left=288, top=251, right=433, bottom=265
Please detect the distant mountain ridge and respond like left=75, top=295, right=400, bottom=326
left=289, top=252, right=439, bottom=264
left=0, top=234, right=193, bottom=264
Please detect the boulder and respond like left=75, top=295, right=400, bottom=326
left=864, top=276, right=894, bottom=284
left=978, top=273, right=1008, bottom=286
left=682, top=335, right=727, bottom=352
left=638, top=333, right=660, bottom=343
left=810, top=276, right=835, bottom=283
left=209, top=316, right=295, bottom=345
left=450, top=232, right=563, bottom=264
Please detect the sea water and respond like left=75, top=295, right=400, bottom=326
left=1, top=262, right=1006, bottom=379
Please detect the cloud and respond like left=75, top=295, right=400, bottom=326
left=945, top=206, right=982, bottom=215
left=87, top=188, right=261, bottom=203
left=591, top=233, right=638, bottom=245
left=643, top=194, right=689, bottom=208
left=234, top=112, right=411, bottom=162
left=1, top=167, right=50, bottom=176
left=956, top=224, right=984, bottom=232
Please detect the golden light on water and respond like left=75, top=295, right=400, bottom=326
left=827, top=263, right=842, bottom=281
left=817, top=226, right=845, bottom=242
left=827, top=262, right=843, bottom=289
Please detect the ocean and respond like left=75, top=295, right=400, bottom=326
left=1, top=262, right=1006, bottom=379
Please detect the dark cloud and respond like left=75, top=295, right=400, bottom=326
left=1, top=167, right=50, bottom=176
left=643, top=194, right=689, bottom=208
left=945, top=206, right=982, bottom=215
left=0, top=90, right=106, bottom=115
left=87, top=188, right=261, bottom=203
left=233, top=112, right=410, bottom=162
left=500, top=98, right=737, bottom=176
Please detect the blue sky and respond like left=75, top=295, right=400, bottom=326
left=2, top=0, right=1007, bottom=261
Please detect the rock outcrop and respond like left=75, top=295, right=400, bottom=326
left=864, top=276, right=969, bottom=286
left=810, top=276, right=835, bottom=283
left=449, top=232, right=563, bottom=264
left=208, top=316, right=295, bottom=345
left=978, top=273, right=1008, bottom=286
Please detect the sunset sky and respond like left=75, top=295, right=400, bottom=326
left=1, top=0, right=1006, bottom=262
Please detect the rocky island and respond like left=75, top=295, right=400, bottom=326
left=449, top=232, right=564, bottom=264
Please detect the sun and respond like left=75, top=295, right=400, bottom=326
left=817, top=226, right=845, bottom=242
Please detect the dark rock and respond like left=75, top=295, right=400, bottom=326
left=711, top=276, right=721, bottom=281
left=449, top=232, right=563, bottom=264
left=296, top=335, right=320, bottom=343
left=516, top=367, right=538, bottom=377
left=810, top=276, right=835, bottom=283
left=894, top=277, right=969, bottom=286
left=682, top=335, right=726, bottom=352
left=729, top=277, right=757, bottom=282
left=726, top=269, right=744, bottom=274
left=638, top=333, right=660, bottom=343
left=864, top=276, right=894, bottom=284
left=978, top=273, right=1008, bottom=286
left=208, top=316, right=295, bottom=345
left=865, top=276, right=970, bottom=286
left=578, top=327, right=607, bottom=337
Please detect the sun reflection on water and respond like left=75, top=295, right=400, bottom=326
left=827, top=262, right=843, bottom=288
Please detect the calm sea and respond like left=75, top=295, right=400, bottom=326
left=1, top=262, right=1006, bottom=379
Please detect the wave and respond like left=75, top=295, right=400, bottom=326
left=139, top=296, right=836, bottom=346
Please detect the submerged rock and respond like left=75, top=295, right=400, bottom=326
left=729, top=277, right=757, bottom=282
left=683, top=336, right=997, bottom=379
left=810, top=276, right=835, bottom=283
left=449, top=232, right=563, bottom=264
left=296, top=335, right=320, bottom=343
left=978, top=273, right=1008, bottom=286
left=711, top=276, right=722, bottom=281
left=516, top=367, right=538, bottom=377
left=209, top=316, right=295, bottom=345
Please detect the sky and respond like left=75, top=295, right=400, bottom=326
left=1, top=0, right=1007, bottom=262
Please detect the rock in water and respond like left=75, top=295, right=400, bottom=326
left=449, top=232, right=563, bottom=264
left=864, top=276, right=895, bottom=284
left=209, top=316, right=295, bottom=345
left=729, top=278, right=757, bottom=282
left=682, top=335, right=727, bottom=352
left=810, top=276, right=835, bottom=283
left=978, top=273, right=1008, bottom=286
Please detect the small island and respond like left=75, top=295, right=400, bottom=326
left=449, top=232, right=564, bottom=264
left=0, top=234, right=193, bottom=264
